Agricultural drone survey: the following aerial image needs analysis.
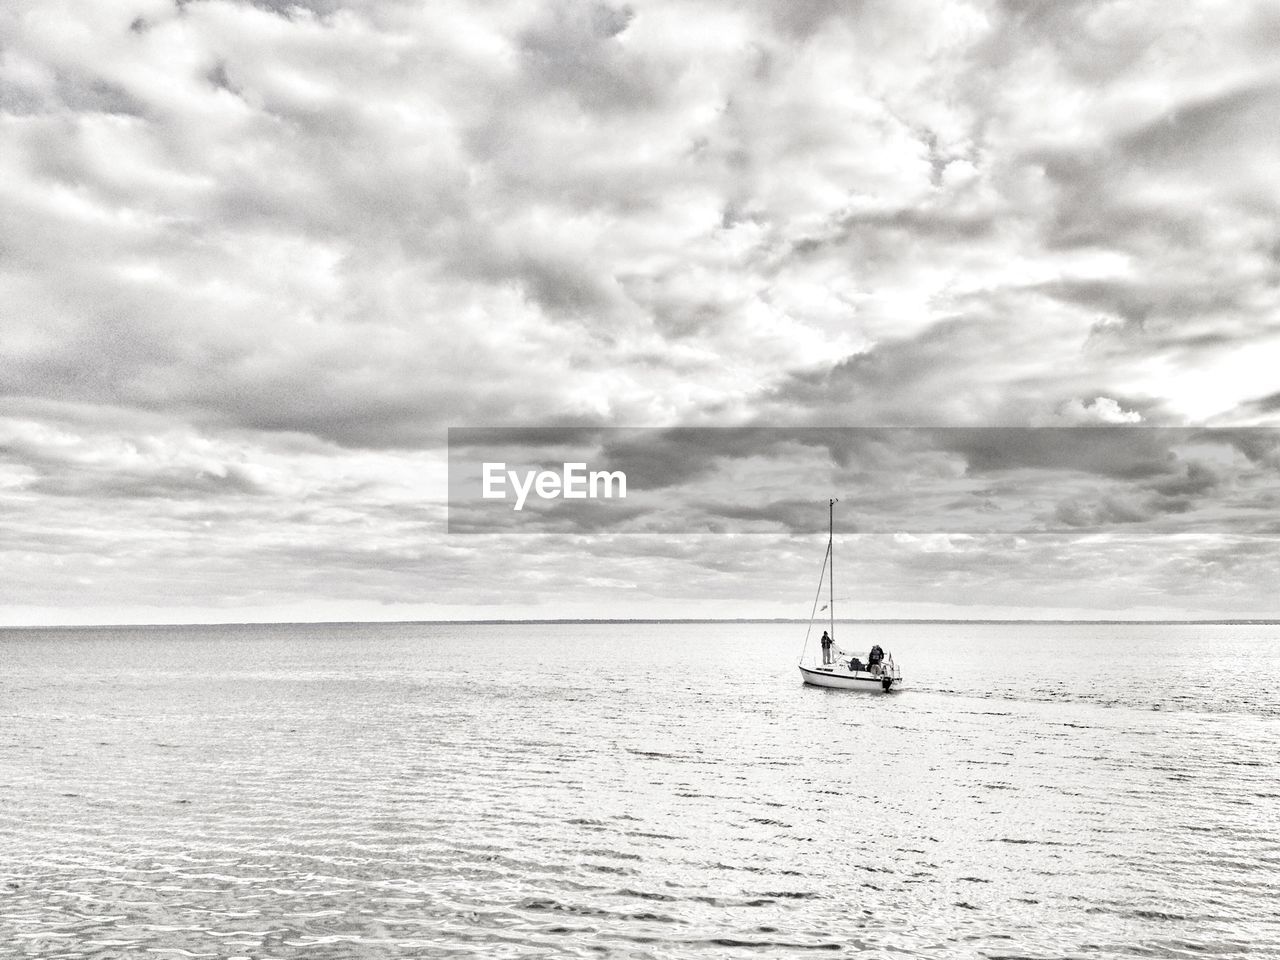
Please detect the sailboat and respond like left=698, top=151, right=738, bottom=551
left=797, top=499, right=902, bottom=691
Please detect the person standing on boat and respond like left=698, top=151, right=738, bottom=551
left=820, top=630, right=833, bottom=664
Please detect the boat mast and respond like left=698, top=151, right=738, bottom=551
left=829, top=498, right=836, bottom=642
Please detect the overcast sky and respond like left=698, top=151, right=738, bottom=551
left=3, top=0, right=1280, bottom=624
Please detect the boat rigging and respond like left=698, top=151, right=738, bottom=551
left=797, top=499, right=902, bottom=692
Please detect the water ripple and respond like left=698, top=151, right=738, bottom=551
left=2, top=621, right=1277, bottom=958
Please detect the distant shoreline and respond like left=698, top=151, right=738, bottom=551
left=3, top=617, right=1280, bottom=630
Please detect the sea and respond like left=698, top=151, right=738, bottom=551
left=1, top=620, right=1277, bottom=959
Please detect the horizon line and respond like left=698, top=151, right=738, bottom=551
left=3, top=616, right=1280, bottom=630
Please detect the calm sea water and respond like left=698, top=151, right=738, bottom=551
left=1, top=621, right=1277, bottom=959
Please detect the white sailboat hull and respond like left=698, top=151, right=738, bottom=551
left=799, top=663, right=900, bottom=691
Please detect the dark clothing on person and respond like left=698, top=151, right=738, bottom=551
left=820, top=630, right=833, bottom=664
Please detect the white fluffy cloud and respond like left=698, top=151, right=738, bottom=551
left=2, top=0, right=1279, bottom=621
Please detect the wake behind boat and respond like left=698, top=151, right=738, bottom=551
left=798, top=499, right=902, bottom=692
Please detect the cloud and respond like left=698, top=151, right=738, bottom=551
left=0, top=416, right=267, bottom=499
left=7, top=0, right=1275, bottom=445
left=1148, top=459, right=1222, bottom=497
left=1055, top=397, right=1142, bottom=424
left=517, top=2, right=651, bottom=113
left=1053, top=493, right=1167, bottom=528
left=4, top=0, right=1280, bottom=620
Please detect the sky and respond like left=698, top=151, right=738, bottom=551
left=2, top=0, right=1280, bottom=624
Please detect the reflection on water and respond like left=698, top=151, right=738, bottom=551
left=1, top=621, right=1277, bottom=958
